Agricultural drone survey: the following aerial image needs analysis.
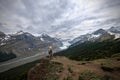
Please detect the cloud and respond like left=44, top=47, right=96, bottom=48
left=0, top=0, right=120, bottom=39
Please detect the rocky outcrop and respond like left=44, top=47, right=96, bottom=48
left=28, top=57, right=63, bottom=80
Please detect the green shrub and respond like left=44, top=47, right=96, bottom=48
left=68, top=67, right=73, bottom=73
left=78, top=70, right=101, bottom=80
left=63, top=76, right=73, bottom=80
left=102, top=75, right=113, bottom=80
left=101, top=66, right=114, bottom=72
left=0, top=52, right=16, bottom=62
left=111, top=53, right=120, bottom=61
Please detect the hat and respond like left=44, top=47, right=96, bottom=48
left=49, top=46, right=52, bottom=49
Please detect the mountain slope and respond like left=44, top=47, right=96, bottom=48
left=108, top=26, right=120, bottom=33
left=1, top=56, right=120, bottom=80
left=55, top=38, right=120, bottom=61
left=0, top=51, right=16, bottom=62
left=70, top=27, right=120, bottom=45
left=0, top=31, right=62, bottom=62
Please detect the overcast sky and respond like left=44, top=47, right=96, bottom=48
left=0, top=0, right=120, bottom=39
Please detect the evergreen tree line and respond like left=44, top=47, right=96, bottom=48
left=55, top=39, right=120, bottom=61
left=0, top=51, right=16, bottom=62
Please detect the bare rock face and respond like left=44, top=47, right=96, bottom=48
left=0, top=31, right=6, bottom=38
left=28, top=58, right=63, bottom=80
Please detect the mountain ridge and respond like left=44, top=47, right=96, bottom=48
left=70, top=27, right=120, bottom=46
left=0, top=31, right=63, bottom=62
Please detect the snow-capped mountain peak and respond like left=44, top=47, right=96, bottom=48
left=70, top=27, right=120, bottom=45
left=41, top=33, right=50, bottom=38
left=93, top=29, right=107, bottom=35
left=108, top=26, right=120, bottom=39
left=16, top=30, right=25, bottom=35
left=40, top=37, right=44, bottom=41
left=91, top=34, right=101, bottom=38
left=108, top=26, right=120, bottom=33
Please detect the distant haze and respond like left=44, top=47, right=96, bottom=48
left=0, top=0, right=120, bottom=40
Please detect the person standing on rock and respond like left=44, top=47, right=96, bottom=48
left=48, top=46, right=53, bottom=59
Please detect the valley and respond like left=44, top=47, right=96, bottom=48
left=0, top=52, right=46, bottom=73
left=0, top=0, right=120, bottom=80
left=0, top=27, right=120, bottom=80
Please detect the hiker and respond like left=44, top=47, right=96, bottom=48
left=48, top=46, right=53, bottom=59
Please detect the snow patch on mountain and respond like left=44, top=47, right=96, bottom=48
left=16, top=30, right=25, bottom=35
left=60, top=41, right=70, bottom=50
left=0, top=43, right=6, bottom=46
left=114, top=34, right=120, bottom=39
left=40, top=37, right=44, bottom=41
left=4, top=35, right=10, bottom=40
left=91, top=34, right=101, bottom=38
left=108, top=31, right=120, bottom=39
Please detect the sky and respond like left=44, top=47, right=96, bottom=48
left=0, top=0, right=120, bottom=40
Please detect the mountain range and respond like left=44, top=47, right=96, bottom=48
left=0, top=26, right=120, bottom=62
left=0, top=27, right=120, bottom=80
left=69, top=26, right=120, bottom=47
left=0, top=31, right=63, bottom=62
left=55, top=26, right=120, bottom=61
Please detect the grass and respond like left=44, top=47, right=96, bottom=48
left=94, top=57, right=120, bottom=72
left=102, top=75, right=113, bottom=80
left=101, top=66, right=114, bottom=72
left=0, top=55, right=120, bottom=80
left=79, top=70, right=101, bottom=80
left=68, top=67, right=73, bottom=73
left=63, top=76, right=73, bottom=80
left=111, top=53, right=120, bottom=61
